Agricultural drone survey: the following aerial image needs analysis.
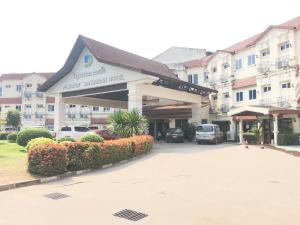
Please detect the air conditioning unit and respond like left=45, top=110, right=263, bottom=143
left=277, top=59, right=289, bottom=69
left=257, top=64, right=270, bottom=74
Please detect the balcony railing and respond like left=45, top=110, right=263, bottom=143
left=277, top=97, right=290, bottom=108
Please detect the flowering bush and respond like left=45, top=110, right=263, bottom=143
left=28, top=144, right=67, bottom=176
left=27, top=135, right=154, bottom=176
left=26, top=137, right=57, bottom=151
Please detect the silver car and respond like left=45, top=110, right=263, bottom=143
left=196, top=124, right=223, bottom=144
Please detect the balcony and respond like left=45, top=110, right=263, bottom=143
left=277, top=97, right=290, bottom=108
left=220, top=104, right=229, bottom=113
left=35, top=112, right=44, bottom=119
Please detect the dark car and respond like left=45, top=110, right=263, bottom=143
left=166, top=128, right=184, bottom=143
left=96, top=129, right=119, bottom=140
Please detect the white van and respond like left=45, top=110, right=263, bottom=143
left=195, top=124, right=223, bottom=144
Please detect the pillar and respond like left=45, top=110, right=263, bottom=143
left=273, top=114, right=279, bottom=146
left=239, top=119, right=243, bottom=144
left=169, top=119, right=176, bottom=128
left=189, top=103, right=203, bottom=126
left=54, top=93, right=66, bottom=131
left=127, top=82, right=143, bottom=113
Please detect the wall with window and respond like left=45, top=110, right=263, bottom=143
left=233, top=85, right=258, bottom=106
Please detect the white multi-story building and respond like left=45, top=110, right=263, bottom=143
left=172, top=16, right=300, bottom=145
left=0, top=72, right=114, bottom=130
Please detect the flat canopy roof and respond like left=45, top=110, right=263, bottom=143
left=39, top=35, right=217, bottom=96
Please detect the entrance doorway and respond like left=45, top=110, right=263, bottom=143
left=212, top=121, right=230, bottom=141
left=149, top=119, right=170, bottom=140
left=262, top=119, right=273, bottom=144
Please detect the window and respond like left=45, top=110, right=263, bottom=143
left=204, top=71, right=209, bottom=81
left=248, top=54, right=255, bottom=66
left=25, top=83, right=32, bottom=88
left=188, top=74, right=193, bottom=83
left=235, top=59, right=242, bottom=70
left=281, top=82, right=291, bottom=89
left=16, top=105, right=21, bottom=111
left=5, top=105, right=10, bottom=108
left=61, top=126, right=71, bottom=131
left=5, top=85, right=11, bottom=88
left=263, top=85, right=271, bottom=92
left=236, top=92, right=243, bottom=102
left=212, top=67, right=217, bottom=73
left=223, top=63, right=229, bottom=70
left=193, top=74, right=198, bottom=84
left=93, top=106, right=100, bottom=111
left=249, top=89, right=257, bottom=100
left=48, top=105, right=54, bottom=112
left=261, top=48, right=270, bottom=57
left=69, top=105, right=76, bottom=108
left=103, top=107, right=110, bottom=112
left=223, top=92, right=229, bottom=99
left=0, top=86, right=2, bottom=97
left=16, top=84, right=22, bottom=92
left=37, top=104, right=43, bottom=108
left=25, top=104, right=31, bottom=108
left=280, top=41, right=290, bottom=51
left=212, top=95, right=218, bottom=100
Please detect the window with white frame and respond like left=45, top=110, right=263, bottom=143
left=25, top=83, right=32, bottom=88
left=25, top=104, right=31, bottom=108
left=103, top=107, right=110, bottom=112
left=188, top=74, right=193, bottom=83
left=93, top=106, right=100, bottom=111
left=48, top=105, right=54, bottom=112
left=69, top=104, right=76, bottom=108
left=193, top=74, right=198, bottom=84
left=204, top=71, right=209, bottom=81
left=16, top=105, right=21, bottom=111
left=235, top=59, right=242, bottom=70
left=279, top=41, right=290, bottom=51
left=5, top=85, right=11, bottom=88
left=249, top=89, right=256, bottom=100
left=236, top=92, right=243, bottom=102
left=16, top=84, right=22, bottom=92
left=281, top=82, right=291, bottom=89
left=261, top=48, right=270, bottom=57
left=263, top=85, right=271, bottom=92
left=247, top=54, right=255, bottom=66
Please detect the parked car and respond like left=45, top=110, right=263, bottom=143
left=195, top=124, right=223, bottom=144
left=55, top=126, right=95, bottom=140
left=166, top=128, right=184, bottom=143
left=96, top=129, right=119, bottom=140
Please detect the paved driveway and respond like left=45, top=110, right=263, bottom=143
left=1, top=143, right=300, bottom=225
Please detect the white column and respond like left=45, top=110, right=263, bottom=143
left=239, top=119, right=243, bottom=144
left=169, top=119, right=176, bottom=128
left=127, top=82, right=143, bottom=113
left=54, top=93, right=66, bottom=132
left=273, top=114, right=279, bottom=146
left=189, top=103, right=203, bottom=126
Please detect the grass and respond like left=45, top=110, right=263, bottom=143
left=0, top=140, right=38, bottom=185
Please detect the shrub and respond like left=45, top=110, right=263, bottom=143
left=80, top=133, right=103, bottom=143
left=278, top=133, right=300, bottom=145
left=17, top=128, right=52, bottom=146
left=26, top=137, right=57, bottom=151
left=0, top=132, right=9, bottom=140
left=57, top=136, right=76, bottom=143
left=28, top=144, right=67, bottom=176
left=7, top=132, right=18, bottom=143
left=243, top=132, right=257, bottom=144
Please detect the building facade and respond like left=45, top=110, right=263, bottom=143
left=0, top=72, right=114, bottom=130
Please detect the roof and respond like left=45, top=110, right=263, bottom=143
left=0, top=97, right=22, bottom=104
left=183, top=51, right=230, bottom=68
left=46, top=96, right=55, bottom=103
left=228, top=105, right=300, bottom=116
left=39, top=35, right=178, bottom=92
left=232, top=76, right=256, bottom=89
left=0, top=72, right=54, bottom=81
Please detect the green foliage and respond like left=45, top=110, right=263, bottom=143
left=278, top=133, right=300, bottom=145
left=17, top=128, right=52, bottom=147
left=28, top=144, right=67, bottom=176
left=108, top=109, right=148, bottom=137
left=243, top=132, right=257, bottom=144
left=7, top=132, right=18, bottom=143
left=57, top=136, right=76, bottom=143
left=80, top=133, right=104, bottom=143
left=26, top=137, right=56, bottom=151
left=0, top=132, right=9, bottom=140
left=182, top=123, right=196, bottom=141
left=6, top=110, right=21, bottom=128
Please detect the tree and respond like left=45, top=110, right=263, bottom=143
left=6, top=110, right=21, bottom=129
left=108, top=109, right=148, bottom=137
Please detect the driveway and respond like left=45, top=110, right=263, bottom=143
left=0, top=143, right=300, bottom=225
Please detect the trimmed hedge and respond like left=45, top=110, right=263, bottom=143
left=243, top=133, right=257, bottom=144
left=57, top=137, right=76, bottom=143
left=17, top=128, right=52, bottom=146
left=0, top=132, right=9, bottom=140
left=26, top=137, right=57, bottom=151
left=7, top=132, right=18, bottom=143
left=278, top=133, right=300, bottom=145
left=80, top=133, right=103, bottom=143
left=28, top=135, right=154, bottom=175
left=28, top=144, right=68, bottom=176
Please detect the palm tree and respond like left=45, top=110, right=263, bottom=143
left=108, top=109, right=148, bottom=137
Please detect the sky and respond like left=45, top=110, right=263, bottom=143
left=0, top=0, right=299, bottom=74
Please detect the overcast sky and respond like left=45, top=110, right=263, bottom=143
left=0, top=0, right=299, bottom=74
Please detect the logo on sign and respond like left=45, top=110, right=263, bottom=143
left=84, top=54, right=93, bottom=67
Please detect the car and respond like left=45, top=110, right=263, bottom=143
left=165, top=128, right=184, bottom=143
left=96, top=129, right=119, bottom=140
left=55, top=126, right=95, bottom=140
left=195, top=124, right=223, bottom=144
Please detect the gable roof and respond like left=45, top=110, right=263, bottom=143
left=232, top=76, right=256, bottom=89
left=0, top=72, right=54, bottom=81
left=39, top=35, right=178, bottom=92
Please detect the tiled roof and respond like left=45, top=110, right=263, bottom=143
left=0, top=97, right=22, bottom=104
left=0, top=72, right=54, bottom=81
left=183, top=54, right=214, bottom=68
left=46, top=97, right=55, bottom=103
left=232, top=76, right=256, bottom=89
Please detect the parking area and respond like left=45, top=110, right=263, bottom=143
left=0, top=143, right=300, bottom=225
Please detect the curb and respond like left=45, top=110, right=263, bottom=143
left=0, top=151, right=150, bottom=192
